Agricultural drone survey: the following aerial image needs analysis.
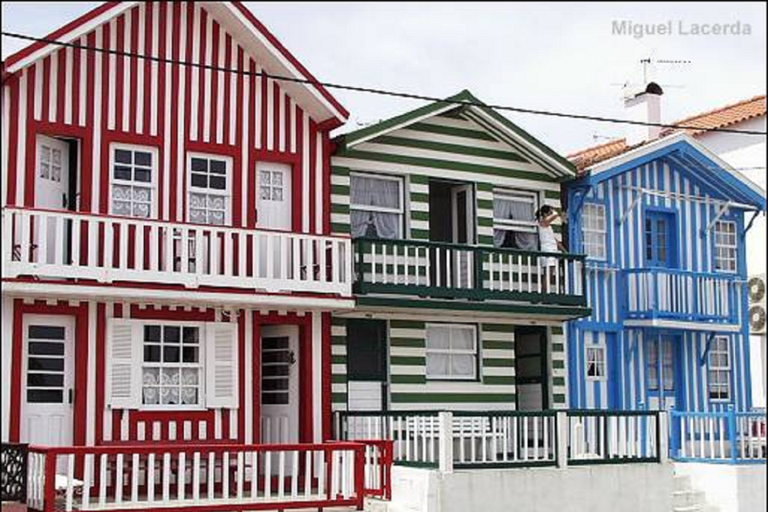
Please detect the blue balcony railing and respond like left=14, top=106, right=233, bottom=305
left=624, top=268, right=741, bottom=324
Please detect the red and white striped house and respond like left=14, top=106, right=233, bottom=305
left=1, top=0, right=355, bottom=472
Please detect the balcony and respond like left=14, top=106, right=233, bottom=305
left=624, top=268, right=741, bottom=325
left=1, top=207, right=353, bottom=301
left=352, top=238, right=587, bottom=309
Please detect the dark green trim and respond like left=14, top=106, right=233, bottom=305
left=483, top=358, right=515, bottom=368
left=334, top=149, right=554, bottom=183
left=407, top=121, right=497, bottom=141
left=391, top=374, right=427, bottom=384
left=483, top=340, right=515, bottom=351
left=375, top=135, right=529, bottom=163
left=356, top=296, right=591, bottom=318
left=390, top=356, right=426, bottom=366
left=331, top=355, right=346, bottom=365
left=482, top=324, right=516, bottom=333
left=392, top=392, right=516, bottom=403
left=390, top=337, right=426, bottom=348
left=390, top=319, right=426, bottom=329
left=483, top=375, right=516, bottom=385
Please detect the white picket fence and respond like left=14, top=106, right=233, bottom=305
left=336, top=410, right=660, bottom=471
left=2, top=206, right=352, bottom=296
left=671, top=410, right=766, bottom=462
left=26, top=442, right=369, bottom=512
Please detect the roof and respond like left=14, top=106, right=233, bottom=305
left=576, top=132, right=766, bottom=211
left=2, top=1, right=348, bottom=125
left=336, top=90, right=577, bottom=180
left=569, top=94, right=766, bottom=172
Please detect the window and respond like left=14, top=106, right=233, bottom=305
left=188, top=155, right=230, bottom=225
left=647, top=340, right=674, bottom=392
left=259, top=169, right=286, bottom=202
left=714, top=220, right=737, bottom=273
left=582, top=203, right=607, bottom=260
left=142, top=325, right=202, bottom=407
left=708, top=336, right=731, bottom=401
left=586, top=345, right=606, bottom=380
left=350, top=173, right=403, bottom=239
left=39, top=144, right=63, bottom=182
left=110, top=145, right=156, bottom=218
left=493, top=189, right=539, bottom=250
left=426, top=324, right=478, bottom=380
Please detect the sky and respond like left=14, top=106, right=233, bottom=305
left=2, top=1, right=766, bottom=156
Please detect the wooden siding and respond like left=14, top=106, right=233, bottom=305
left=2, top=1, right=331, bottom=235
left=567, top=157, right=753, bottom=412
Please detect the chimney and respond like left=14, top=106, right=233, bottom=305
left=623, top=82, right=664, bottom=146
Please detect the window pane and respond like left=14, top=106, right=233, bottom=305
left=451, top=354, right=475, bottom=377
left=426, top=327, right=450, bottom=349
left=114, top=166, right=132, bottom=181
left=191, top=158, right=208, bottom=172
left=426, top=353, right=449, bottom=377
left=450, top=327, right=475, bottom=350
left=115, top=149, right=132, bottom=164
left=351, top=175, right=400, bottom=210
left=210, top=160, right=226, bottom=175
left=135, top=152, right=152, bottom=167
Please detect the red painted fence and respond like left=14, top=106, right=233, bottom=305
left=26, top=440, right=392, bottom=512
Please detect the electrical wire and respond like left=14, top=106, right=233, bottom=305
left=2, top=30, right=766, bottom=137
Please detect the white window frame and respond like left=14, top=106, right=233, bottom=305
left=140, top=320, right=206, bottom=411
left=349, top=171, right=405, bottom=239
left=582, top=202, right=607, bottom=261
left=109, top=143, right=159, bottom=219
left=186, top=152, right=233, bottom=226
left=585, top=344, right=607, bottom=381
left=425, top=323, right=478, bottom=381
left=493, top=188, right=540, bottom=234
left=708, top=336, right=732, bottom=402
left=714, top=220, right=738, bottom=274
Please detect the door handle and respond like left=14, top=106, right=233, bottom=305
left=68, top=388, right=74, bottom=404
left=63, top=193, right=68, bottom=209
left=289, top=350, right=296, bottom=366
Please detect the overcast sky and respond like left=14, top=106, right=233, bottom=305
left=2, top=2, right=765, bottom=154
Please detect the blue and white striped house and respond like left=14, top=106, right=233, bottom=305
left=566, top=131, right=766, bottom=414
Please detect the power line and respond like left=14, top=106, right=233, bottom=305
left=2, top=30, right=767, bottom=137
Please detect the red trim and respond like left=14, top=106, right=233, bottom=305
left=237, top=313, right=246, bottom=442
left=72, top=37, right=81, bottom=126
left=300, top=318, right=313, bottom=443
left=321, top=312, right=332, bottom=441
left=233, top=47, right=245, bottom=227
left=128, top=305, right=215, bottom=322
left=82, top=31, right=96, bottom=212
left=196, top=8, right=208, bottom=143
left=293, top=106, right=304, bottom=231
left=115, top=14, right=125, bottom=132
left=6, top=74, right=20, bottom=205
left=322, top=134, right=331, bottom=235
left=24, top=65, right=37, bottom=207
left=228, top=1, right=349, bottom=121
left=95, top=303, right=106, bottom=444
left=142, top=3, right=153, bottom=137
left=251, top=311, right=261, bottom=443
left=9, top=299, right=24, bottom=442
left=210, top=20, right=220, bottom=145
left=223, top=33, right=232, bottom=147
left=3, top=1, right=122, bottom=69
left=74, top=305, right=90, bottom=448
left=246, top=57, right=257, bottom=228
left=168, top=2, right=181, bottom=222
left=157, top=1, right=167, bottom=219
left=42, top=56, right=51, bottom=123
left=98, top=21, right=111, bottom=215
left=128, top=6, right=139, bottom=135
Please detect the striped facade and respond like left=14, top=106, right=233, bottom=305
left=2, top=1, right=337, bottom=234
left=1, top=2, right=348, bottom=448
left=566, top=136, right=764, bottom=413
left=330, top=94, right=576, bottom=412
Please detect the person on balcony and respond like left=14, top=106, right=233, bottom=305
left=535, top=205, right=566, bottom=294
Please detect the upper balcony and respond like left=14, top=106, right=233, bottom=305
left=624, top=268, right=742, bottom=327
left=1, top=207, right=353, bottom=306
left=352, top=237, right=588, bottom=315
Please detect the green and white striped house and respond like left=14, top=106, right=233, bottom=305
left=330, top=91, right=589, bottom=414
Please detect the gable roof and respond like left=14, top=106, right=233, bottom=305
left=569, top=94, right=766, bottom=172
left=579, top=132, right=766, bottom=211
left=2, top=1, right=348, bottom=125
left=336, top=90, right=576, bottom=180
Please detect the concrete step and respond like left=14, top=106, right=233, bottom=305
left=672, top=490, right=707, bottom=509
left=673, top=474, right=693, bottom=492
left=365, top=497, right=391, bottom=512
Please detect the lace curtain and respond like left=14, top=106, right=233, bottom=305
left=350, top=175, right=401, bottom=239
left=493, top=197, right=538, bottom=250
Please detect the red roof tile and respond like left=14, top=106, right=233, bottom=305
left=569, top=95, right=766, bottom=172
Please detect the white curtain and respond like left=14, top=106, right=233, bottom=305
left=493, top=197, right=538, bottom=250
left=351, top=176, right=401, bottom=239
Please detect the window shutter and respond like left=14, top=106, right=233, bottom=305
left=106, top=319, right=141, bottom=409
left=206, top=322, right=239, bottom=408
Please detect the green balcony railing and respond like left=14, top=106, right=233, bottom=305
left=353, top=237, right=587, bottom=306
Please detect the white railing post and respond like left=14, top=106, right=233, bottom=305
left=438, top=411, right=453, bottom=474
left=658, top=411, right=669, bottom=464
left=556, top=411, right=568, bottom=469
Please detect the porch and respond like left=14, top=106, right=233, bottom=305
left=2, top=440, right=392, bottom=512
left=1, top=207, right=353, bottom=300
left=624, top=268, right=742, bottom=325
left=352, top=237, right=587, bottom=311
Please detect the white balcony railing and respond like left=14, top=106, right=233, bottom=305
left=2, top=207, right=352, bottom=297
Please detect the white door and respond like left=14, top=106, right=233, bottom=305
left=256, top=163, right=292, bottom=281
left=34, top=135, right=71, bottom=266
left=256, top=162, right=292, bottom=231
left=22, top=315, right=75, bottom=449
left=260, top=325, right=299, bottom=444
left=451, top=184, right=474, bottom=288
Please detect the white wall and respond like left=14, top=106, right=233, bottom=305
left=697, top=115, right=767, bottom=409
left=674, top=462, right=767, bottom=512
left=387, top=464, right=673, bottom=512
